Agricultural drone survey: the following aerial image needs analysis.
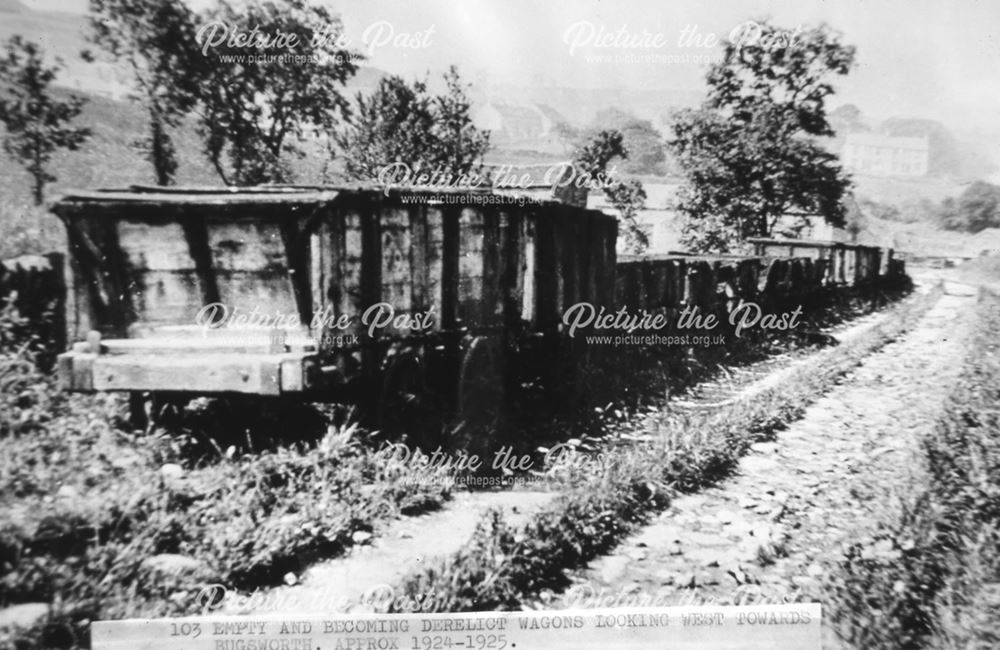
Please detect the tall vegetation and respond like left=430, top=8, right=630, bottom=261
left=558, top=107, right=667, bottom=176
left=569, top=130, right=649, bottom=252
left=939, top=180, right=1000, bottom=233
left=85, top=0, right=361, bottom=186
left=336, top=66, right=490, bottom=183
left=86, top=0, right=202, bottom=186
left=0, top=36, right=91, bottom=205
left=192, top=0, right=360, bottom=185
left=669, top=21, right=855, bottom=252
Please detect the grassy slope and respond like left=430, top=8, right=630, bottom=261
left=851, top=174, right=965, bottom=207
left=827, top=259, right=1000, bottom=648
left=827, top=288, right=1000, bottom=649
left=0, top=88, right=339, bottom=258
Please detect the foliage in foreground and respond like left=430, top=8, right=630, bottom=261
left=827, top=289, right=1000, bottom=649
left=1, top=417, right=450, bottom=646
left=0, top=301, right=451, bottom=649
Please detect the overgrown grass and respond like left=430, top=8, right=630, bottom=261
left=1, top=423, right=453, bottom=641
left=0, top=301, right=454, bottom=649
left=506, top=282, right=912, bottom=458
left=0, top=200, right=64, bottom=260
left=1, top=414, right=452, bottom=648
left=826, top=288, right=1000, bottom=649
left=378, top=286, right=940, bottom=613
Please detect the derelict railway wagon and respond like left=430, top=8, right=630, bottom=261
left=53, top=186, right=618, bottom=439
left=611, top=239, right=906, bottom=354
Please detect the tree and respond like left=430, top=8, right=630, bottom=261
left=939, top=181, right=1000, bottom=233
left=590, top=108, right=667, bottom=176
left=571, top=130, right=649, bottom=252
left=86, top=0, right=202, bottom=186
left=668, top=21, right=855, bottom=252
left=829, top=103, right=866, bottom=134
left=336, top=66, right=490, bottom=182
left=336, top=75, right=435, bottom=181
left=0, top=36, right=91, bottom=205
left=559, top=108, right=668, bottom=176
left=432, top=67, right=492, bottom=176
left=191, top=0, right=360, bottom=185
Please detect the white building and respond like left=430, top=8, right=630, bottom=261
left=842, top=133, right=930, bottom=177
left=472, top=102, right=568, bottom=154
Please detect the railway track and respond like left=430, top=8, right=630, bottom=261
left=530, top=283, right=972, bottom=647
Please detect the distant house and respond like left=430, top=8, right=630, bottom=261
left=842, top=133, right=929, bottom=177
left=473, top=102, right=568, bottom=154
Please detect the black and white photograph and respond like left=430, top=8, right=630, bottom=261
left=0, top=0, right=998, bottom=647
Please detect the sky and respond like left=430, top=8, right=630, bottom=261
left=19, top=0, right=1000, bottom=133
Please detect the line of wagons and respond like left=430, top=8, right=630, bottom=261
left=52, top=185, right=906, bottom=440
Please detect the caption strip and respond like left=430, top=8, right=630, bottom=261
left=91, top=605, right=820, bottom=649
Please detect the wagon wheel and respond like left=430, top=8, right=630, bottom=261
left=128, top=391, right=149, bottom=431
left=378, top=351, right=443, bottom=449
left=568, top=337, right=601, bottom=408
left=451, top=336, right=504, bottom=452
left=128, top=391, right=189, bottom=432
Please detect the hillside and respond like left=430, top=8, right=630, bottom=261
left=0, top=0, right=988, bottom=261
left=851, top=173, right=966, bottom=206
left=0, top=89, right=333, bottom=258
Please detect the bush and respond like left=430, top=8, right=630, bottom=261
left=0, top=297, right=62, bottom=439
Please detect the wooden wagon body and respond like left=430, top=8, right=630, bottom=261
left=747, top=238, right=899, bottom=287
left=53, top=186, right=617, bottom=423
left=615, top=238, right=906, bottom=318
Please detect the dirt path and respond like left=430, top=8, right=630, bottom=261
left=669, top=293, right=905, bottom=413
left=539, top=285, right=976, bottom=646
left=221, top=490, right=556, bottom=615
